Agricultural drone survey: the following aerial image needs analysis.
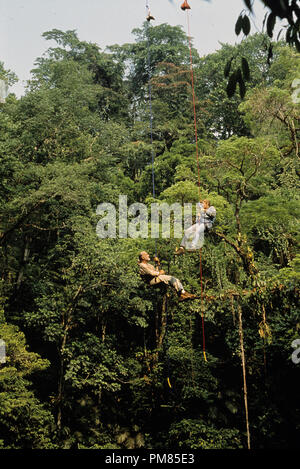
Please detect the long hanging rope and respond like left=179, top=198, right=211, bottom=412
left=145, top=1, right=171, bottom=388
left=145, top=0, right=157, bottom=259
left=183, top=2, right=207, bottom=362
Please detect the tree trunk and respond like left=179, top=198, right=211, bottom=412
left=56, top=285, right=83, bottom=433
left=155, top=292, right=168, bottom=351
left=238, top=303, right=251, bottom=450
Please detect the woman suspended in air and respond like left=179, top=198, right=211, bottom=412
left=175, top=199, right=216, bottom=255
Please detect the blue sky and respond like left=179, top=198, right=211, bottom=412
left=1, top=0, right=279, bottom=97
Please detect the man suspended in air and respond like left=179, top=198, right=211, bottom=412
left=138, top=251, right=196, bottom=301
left=175, top=199, right=216, bottom=255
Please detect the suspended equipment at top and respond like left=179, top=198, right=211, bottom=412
left=181, top=0, right=191, bottom=11
left=146, top=11, right=155, bottom=21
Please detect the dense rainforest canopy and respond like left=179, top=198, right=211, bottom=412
left=0, top=18, right=299, bottom=450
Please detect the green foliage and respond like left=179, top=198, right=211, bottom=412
left=168, top=419, right=242, bottom=449
left=196, top=34, right=279, bottom=138
left=0, top=22, right=299, bottom=450
left=226, top=0, right=300, bottom=97
left=0, top=324, right=56, bottom=448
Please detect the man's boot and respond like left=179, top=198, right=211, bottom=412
left=174, top=246, right=185, bottom=256
left=178, top=291, right=197, bottom=302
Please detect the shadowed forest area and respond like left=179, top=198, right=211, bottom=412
left=0, top=16, right=299, bottom=449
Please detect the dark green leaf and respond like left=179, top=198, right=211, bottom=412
left=266, top=13, right=276, bottom=38
left=241, top=57, right=250, bottom=81
left=295, top=38, right=300, bottom=54
left=235, top=15, right=243, bottom=36
left=279, top=0, right=288, bottom=14
left=226, top=71, right=238, bottom=98
left=238, top=77, right=246, bottom=99
left=235, top=68, right=246, bottom=99
left=242, top=15, right=251, bottom=36
left=286, top=26, right=293, bottom=43
left=276, top=29, right=283, bottom=41
left=224, top=57, right=234, bottom=78
left=267, top=44, right=273, bottom=65
left=243, top=0, right=253, bottom=13
left=262, top=0, right=286, bottom=17
left=291, top=26, right=298, bottom=41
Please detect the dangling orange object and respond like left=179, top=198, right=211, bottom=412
left=146, top=11, right=155, bottom=21
left=181, top=0, right=191, bottom=11
left=146, top=13, right=155, bottom=21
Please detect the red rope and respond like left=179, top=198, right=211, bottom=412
left=185, top=8, right=207, bottom=362
left=187, top=12, right=201, bottom=199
